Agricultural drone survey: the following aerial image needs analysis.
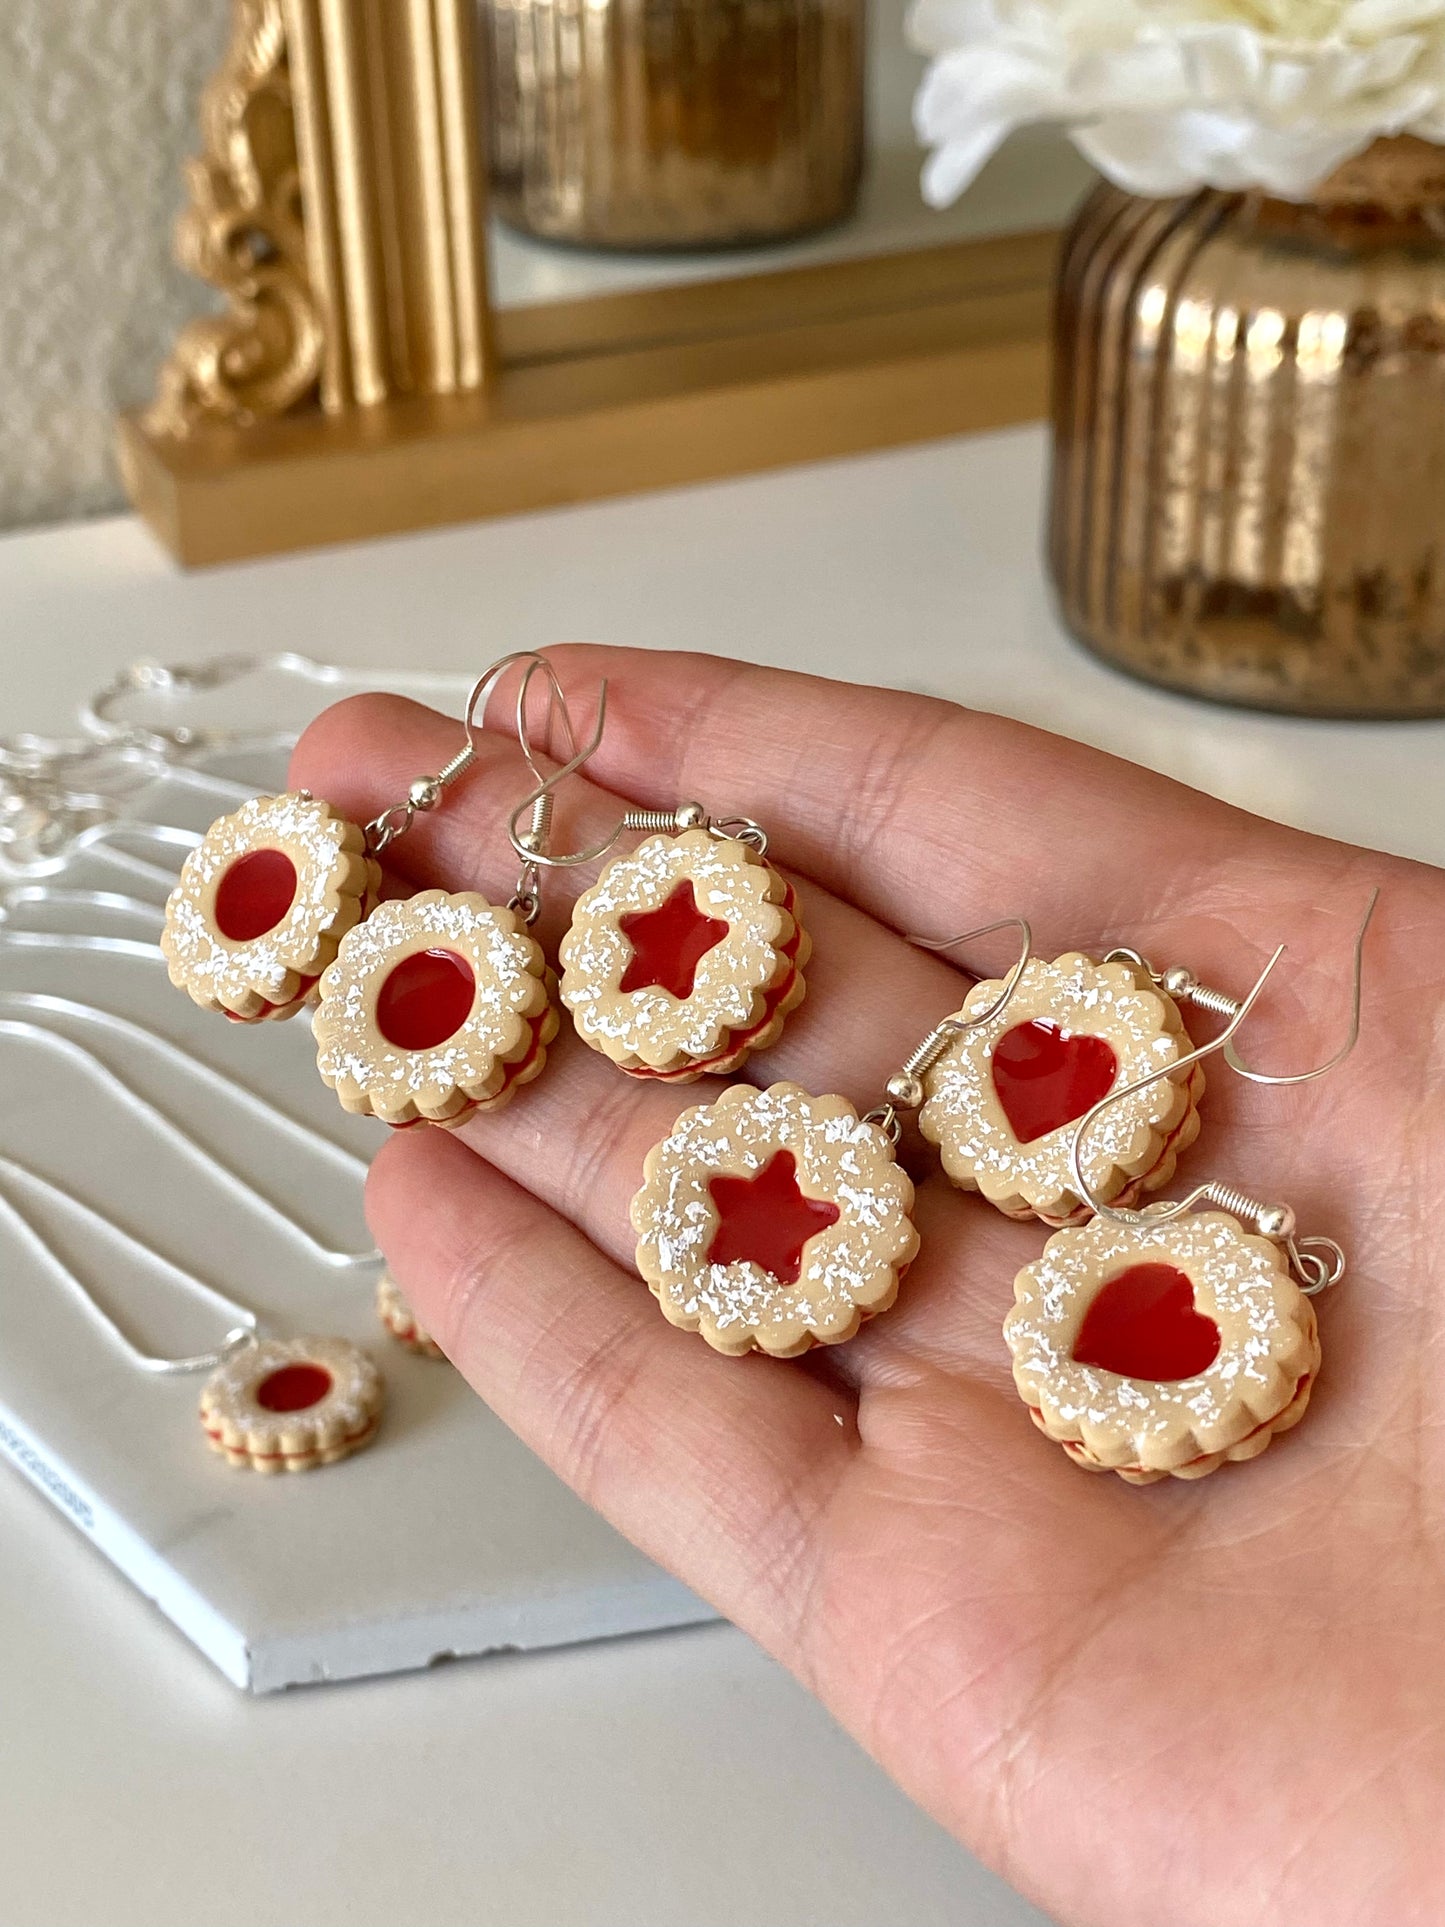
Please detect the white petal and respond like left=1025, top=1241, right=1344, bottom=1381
left=1075, top=109, right=1237, bottom=194
left=1343, top=0, right=1445, bottom=37
left=1260, top=57, right=1315, bottom=111
left=1069, top=41, right=1192, bottom=112
left=1242, top=127, right=1373, bottom=196
left=920, top=120, right=1017, bottom=203
left=1177, top=23, right=1265, bottom=101
left=1333, top=32, right=1426, bottom=91
left=913, top=44, right=1066, bottom=142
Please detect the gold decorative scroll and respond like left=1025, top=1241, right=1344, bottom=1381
left=147, top=0, right=489, bottom=436
left=146, top=0, right=323, bottom=437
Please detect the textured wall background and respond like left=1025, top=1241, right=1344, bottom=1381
left=0, top=1, right=227, bottom=531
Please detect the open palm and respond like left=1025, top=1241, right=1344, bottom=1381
left=293, top=648, right=1444, bottom=1927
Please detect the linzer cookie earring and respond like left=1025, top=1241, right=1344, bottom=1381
left=630, top=1057, right=927, bottom=1357
left=0, top=1155, right=384, bottom=1474
left=160, top=649, right=562, bottom=1024
left=309, top=656, right=602, bottom=1128
left=161, top=793, right=381, bottom=1022
left=376, top=1270, right=445, bottom=1359
left=508, top=746, right=806, bottom=1081
left=899, top=925, right=1272, bottom=1226
left=1005, top=896, right=1375, bottom=1485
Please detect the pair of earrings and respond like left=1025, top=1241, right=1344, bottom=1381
left=627, top=905, right=1373, bottom=1488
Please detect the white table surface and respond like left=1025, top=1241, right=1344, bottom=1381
left=2, top=424, right=1441, bottom=1927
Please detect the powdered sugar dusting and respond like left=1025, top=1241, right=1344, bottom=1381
left=633, top=1082, right=918, bottom=1353
left=314, top=890, right=548, bottom=1121
left=561, top=832, right=792, bottom=1068
left=1006, top=1210, right=1316, bottom=1466
left=162, top=792, right=365, bottom=1005
left=919, top=952, right=1189, bottom=1217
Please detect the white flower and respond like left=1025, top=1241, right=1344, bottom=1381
left=911, top=0, right=1445, bottom=201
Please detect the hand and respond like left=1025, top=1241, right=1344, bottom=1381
left=292, top=648, right=1444, bottom=1927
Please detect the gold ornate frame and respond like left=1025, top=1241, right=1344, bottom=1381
left=118, top=0, right=1057, bottom=565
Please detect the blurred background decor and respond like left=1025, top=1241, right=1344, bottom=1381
left=0, top=2, right=226, bottom=530
left=485, top=0, right=866, bottom=248
left=915, top=0, right=1445, bottom=718
left=95, top=0, right=1089, bottom=564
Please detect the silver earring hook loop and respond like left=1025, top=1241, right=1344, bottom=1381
left=864, top=917, right=1034, bottom=1138
left=364, top=649, right=574, bottom=856
left=1069, top=944, right=1285, bottom=1232
left=504, top=659, right=607, bottom=919
left=505, top=681, right=613, bottom=870
left=910, top=915, right=1034, bottom=1032
left=1068, top=946, right=1351, bottom=1295
left=1223, top=888, right=1378, bottom=1086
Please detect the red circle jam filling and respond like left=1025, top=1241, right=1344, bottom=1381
left=213, top=848, right=299, bottom=942
left=375, top=948, right=477, bottom=1050
left=255, top=1362, right=334, bottom=1412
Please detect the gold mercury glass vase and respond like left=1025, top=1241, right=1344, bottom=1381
left=482, top=0, right=865, bottom=249
left=1048, top=135, right=1445, bottom=718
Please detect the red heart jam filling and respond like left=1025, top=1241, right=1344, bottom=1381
left=213, top=848, right=299, bottom=942
left=254, top=1362, right=333, bottom=1412
left=375, top=949, right=477, bottom=1050
left=619, top=880, right=730, bottom=999
left=1072, top=1263, right=1221, bottom=1381
left=991, top=1020, right=1119, bottom=1144
left=706, top=1149, right=840, bottom=1285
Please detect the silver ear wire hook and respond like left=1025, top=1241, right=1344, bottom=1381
left=505, top=661, right=608, bottom=918
left=1068, top=944, right=1349, bottom=1293
left=507, top=698, right=766, bottom=871
left=864, top=917, right=1034, bottom=1138
left=1223, top=889, right=1378, bottom=1086
left=911, top=915, right=1033, bottom=1028
left=364, top=649, right=579, bottom=856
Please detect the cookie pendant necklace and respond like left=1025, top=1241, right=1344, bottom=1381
left=161, top=651, right=597, bottom=1130
left=1004, top=896, right=1375, bottom=1484
left=0, top=1157, right=383, bottom=1474
left=376, top=1269, right=445, bottom=1359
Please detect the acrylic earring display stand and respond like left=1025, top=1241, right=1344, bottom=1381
left=0, top=662, right=710, bottom=1691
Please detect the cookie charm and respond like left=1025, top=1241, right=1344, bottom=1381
left=1005, top=1212, right=1321, bottom=1484
left=313, top=890, right=558, bottom=1127
left=161, top=793, right=381, bottom=1022
left=560, top=827, right=808, bottom=1081
left=918, top=952, right=1202, bottom=1226
left=631, top=1081, right=918, bottom=1355
left=376, top=1271, right=445, bottom=1359
left=200, top=1335, right=384, bottom=1473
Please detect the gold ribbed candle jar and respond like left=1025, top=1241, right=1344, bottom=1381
left=482, top=0, right=864, bottom=249
left=1049, top=137, right=1445, bottom=718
